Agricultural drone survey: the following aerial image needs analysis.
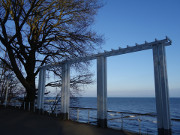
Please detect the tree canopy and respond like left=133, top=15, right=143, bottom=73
left=0, top=0, right=103, bottom=103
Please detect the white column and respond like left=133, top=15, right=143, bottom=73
left=37, top=68, right=46, bottom=110
left=4, top=80, right=9, bottom=107
left=153, top=44, right=171, bottom=134
left=61, top=63, right=70, bottom=119
left=97, top=56, right=107, bottom=127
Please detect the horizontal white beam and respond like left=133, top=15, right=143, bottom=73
left=40, top=37, right=171, bottom=69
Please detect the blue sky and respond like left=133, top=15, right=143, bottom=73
left=81, top=0, right=180, bottom=97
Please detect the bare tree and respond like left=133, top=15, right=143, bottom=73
left=0, top=0, right=103, bottom=105
left=46, top=71, right=94, bottom=96
left=0, top=59, right=25, bottom=105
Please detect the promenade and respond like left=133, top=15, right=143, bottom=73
left=0, top=108, right=137, bottom=135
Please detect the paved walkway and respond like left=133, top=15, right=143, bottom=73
left=0, top=108, right=137, bottom=135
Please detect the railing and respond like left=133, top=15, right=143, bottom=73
left=107, top=110, right=158, bottom=134
left=2, top=102, right=180, bottom=135
left=70, top=107, right=97, bottom=124
left=43, top=103, right=60, bottom=116
left=2, top=101, right=61, bottom=116
left=69, top=107, right=158, bottom=134
left=4, top=101, right=36, bottom=112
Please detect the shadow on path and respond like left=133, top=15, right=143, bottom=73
left=0, top=108, right=137, bottom=135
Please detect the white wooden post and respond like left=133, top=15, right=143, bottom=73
left=153, top=44, right=171, bottom=134
left=61, top=63, right=70, bottom=119
left=37, top=68, right=46, bottom=111
left=4, top=80, right=9, bottom=107
left=97, top=56, right=107, bottom=128
left=37, top=69, right=42, bottom=109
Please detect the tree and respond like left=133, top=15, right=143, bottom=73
left=0, top=59, right=25, bottom=105
left=0, top=0, right=103, bottom=105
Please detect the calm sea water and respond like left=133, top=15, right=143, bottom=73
left=69, top=97, right=180, bottom=135
left=45, top=97, right=180, bottom=134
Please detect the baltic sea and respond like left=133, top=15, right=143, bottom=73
left=67, top=97, right=180, bottom=135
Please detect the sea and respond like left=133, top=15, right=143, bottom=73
left=44, top=97, right=180, bottom=135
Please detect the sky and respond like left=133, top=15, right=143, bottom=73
left=81, top=0, right=180, bottom=97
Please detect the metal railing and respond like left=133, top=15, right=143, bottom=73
left=43, top=103, right=60, bottom=116
left=69, top=107, right=157, bottom=134
left=70, top=107, right=97, bottom=124
left=2, top=102, right=180, bottom=135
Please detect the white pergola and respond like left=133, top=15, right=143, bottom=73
left=37, top=37, right=172, bottom=134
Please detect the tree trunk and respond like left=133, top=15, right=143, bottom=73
left=24, top=76, right=36, bottom=110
